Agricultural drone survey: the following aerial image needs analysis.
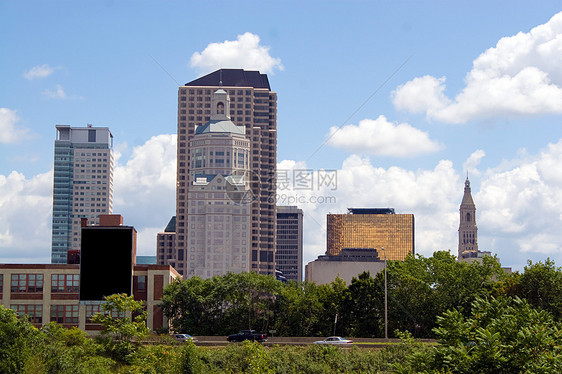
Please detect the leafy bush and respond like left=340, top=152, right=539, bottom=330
left=396, top=297, right=562, bottom=373
left=0, top=306, right=41, bottom=374
left=92, top=293, right=149, bottom=364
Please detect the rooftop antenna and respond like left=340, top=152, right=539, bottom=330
left=219, top=69, right=223, bottom=87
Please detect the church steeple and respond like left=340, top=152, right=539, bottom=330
left=458, top=176, right=478, bottom=259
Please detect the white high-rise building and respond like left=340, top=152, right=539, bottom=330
left=51, top=125, right=114, bottom=264
left=159, top=89, right=253, bottom=278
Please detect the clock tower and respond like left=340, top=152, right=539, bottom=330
left=458, top=177, right=478, bottom=259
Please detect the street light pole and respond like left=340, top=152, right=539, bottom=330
left=376, top=247, right=389, bottom=340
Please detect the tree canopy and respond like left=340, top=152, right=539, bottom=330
left=161, top=251, right=513, bottom=338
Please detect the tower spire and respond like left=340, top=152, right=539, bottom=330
left=458, top=176, right=478, bottom=260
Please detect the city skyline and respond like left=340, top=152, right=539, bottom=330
left=1, top=2, right=562, bottom=271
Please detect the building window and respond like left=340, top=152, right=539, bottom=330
left=85, top=304, right=124, bottom=323
left=51, top=305, right=79, bottom=324
left=11, top=304, right=42, bottom=324
left=137, top=276, right=146, bottom=291
left=51, top=274, right=79, bottom=293
left=11, top=274, right=44, bottom=293
left=0, top=274, right=3, bottom=291
left=85, top=304, right=102, bottom=322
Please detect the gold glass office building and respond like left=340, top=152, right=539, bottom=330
left=326, top=208, right=414, bottom=261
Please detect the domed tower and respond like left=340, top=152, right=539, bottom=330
left=458, top=177, right=478, bottom=260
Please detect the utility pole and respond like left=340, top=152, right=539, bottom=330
left=382, top=248, right=388, bottom=340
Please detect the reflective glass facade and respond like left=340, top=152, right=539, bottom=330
left=326, top=213, right=414, bottom=261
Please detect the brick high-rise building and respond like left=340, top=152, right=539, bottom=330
left=160, top=69, right=277, bottom=276
left=51, top=125, right=114, bottom=264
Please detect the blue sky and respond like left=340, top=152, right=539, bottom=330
left=1, top=1, right=562, bottom=272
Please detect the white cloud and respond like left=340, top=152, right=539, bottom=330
left=463, top=149, right=486, bottom=176
left=392, top=76, right=450, bottom=114
left=326, top=115, right=443, bottom=157
left=0, top=108, right=29, bottom=144
left=0, top=135, right=178, bottom=263
left=136, top=227, right=166, bottom=256
left=0, top=170, right=53, bottom=263
left=392, top=12, right=562, bottom=123
left=277, top=155, right=461, bottom=264
left=43, top=85, right=68, bottom=99
left=477, top=140, right=562, bottom=258
left=2, top=132, right=562, bottom=271
left=23, top=64, right=55, bottom=80
left=190, top=32, right=284, bottom=75
left=284, top=139, right=562, bottom=270
left=113, top=134, right=177, bottom=255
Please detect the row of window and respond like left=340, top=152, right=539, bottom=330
left=7, top=274, right=147, bottom=293
left=10, top=274, right=80, bottom=293
left=11, top=304, right=125, bottom=324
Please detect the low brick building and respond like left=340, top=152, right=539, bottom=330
left=0, top=263, right=179, bottom=332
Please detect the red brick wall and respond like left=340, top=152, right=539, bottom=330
left=153, top=305, right=163, bottom=330
left=99, top=214, right=123, bottom=227
left=153, top=275, right=163, bottom=300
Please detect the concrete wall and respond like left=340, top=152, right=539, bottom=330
left=305, top=261, right=385, bottom=285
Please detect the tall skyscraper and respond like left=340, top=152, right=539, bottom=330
left=276, top=206, right=303, bottom=281
left=458, top=177, right=478, bottom=259
left=326, top=208, right=414, bottom=261
left=51, top=125, right=114, bottom=264
left=183, top=88, right=252, bottom=278
left=162, top=69, right=277, bottom=277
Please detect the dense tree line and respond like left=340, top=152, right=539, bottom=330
left=396, top=296, right=562, bottom=373
left=1, top=255, right=562, bottom=373
left=162, top=251, right=562, bottom=339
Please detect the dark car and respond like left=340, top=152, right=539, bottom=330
left=227, top=330, right=268, bottom=342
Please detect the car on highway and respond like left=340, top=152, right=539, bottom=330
left=313, top=336, right=353, bottom=345
left=173, top=334, right=198, bottom=343
left=227, top=330, right=267, bottom=342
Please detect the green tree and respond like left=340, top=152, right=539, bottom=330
left=274, top=281, right=326, bottom=336
left=36, top=323, right=113, bottom=374
left=273, top=277, right=349, bottom=337
left=162, top=272, right=281, bottom=335
left=91, top=293, right=149, bottom=363
left=379, top=251, right=505, bottom=337
left=518, top=259, right=562, bottom=320
left=319, top=276, right=349, bottom=336
left=397, top=297, right=562, bottom=373
left=161, top=275, right=219, bottom=335
left=221, top=271, right=281, bottom=333
left=0, top=305, right=41, bottom=374
left=345, top=271, right=383, bottom=337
